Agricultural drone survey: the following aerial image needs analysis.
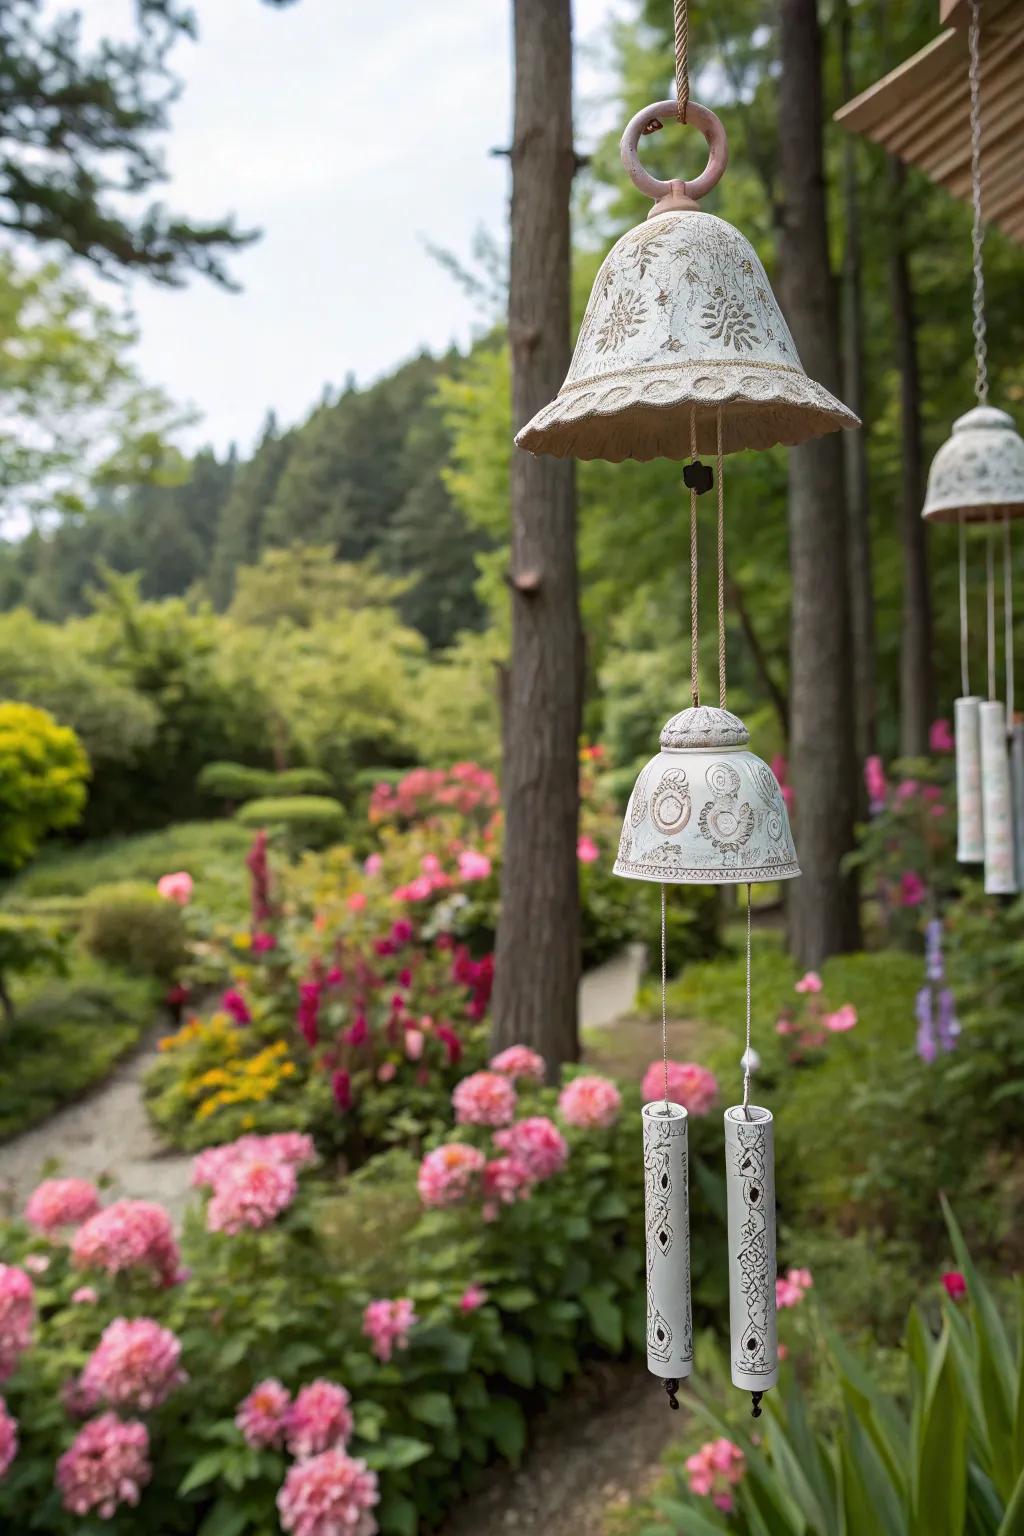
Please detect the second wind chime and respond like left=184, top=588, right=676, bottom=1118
left=515, top=3, right=859, bottom=1414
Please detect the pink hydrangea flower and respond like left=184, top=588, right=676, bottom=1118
left=558, top=1075, right=622, bottom=1130
left=489, top=1045, right=546, bottom=1083
left=900, top=871, right=927, bottom=907
left=823, top=1003, right=858, bottom=1033
left=459, top=1284, right=488, bottom=1312
left=930, top=718, right=954, bottom=752
left=377, top=1061, right=397, bottom=1083
left=576, top=835, right=600, bottom=863
left=482, top=1157, right=534, bottom=1217
left=277, top=1448, right=379, bottom=1536
left=362, top=1298, right=417, bottom=1363
left=56, top=1413, right=151, bottom=1518
left=23, top=1254, right=50, bottom=1275
left=206, top=1154, right=297, bottom=1234
left=452, top=1070, right=517, bottom=1127
left=0, top=1396, right=16, bottom=1479
left=24, top=1178, right=100, bottom=1234
left=493, top=1116, right=568, bottom=1181
left=72, top=1200, right=180, bottom=1286
left=417, top=1143, right=486, bottom=1207
left=284, top=1380, right=353, bottom=1459
left=776, top=1267, right=814, bottom=1309
left=81, top=1317, right=186, bottom=1411
left=221, top=987, right=251, bottom=1025
left=71, top=1287, right=98, bottom=1306
left=795, top=971, right=823, bottom=994
left=685, top=1437, right=746, bottom=1511
left=457, top=849, right=492, bottom=882
left=640, top=1061, right=718, bottom=1117
left=236, top=1378, right=291, bottom=1449
left=191, top=1132, right=316, bottom=1190
left=157, top=871, right=192, bottom=905
left=0, top=1265, right=35, bottom=1381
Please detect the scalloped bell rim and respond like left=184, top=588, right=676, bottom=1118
left=921, top=495, right=1024, bottom=524
left=611, top=854, right=802, bottom=885
left=515, top=363, right=861, bottom=461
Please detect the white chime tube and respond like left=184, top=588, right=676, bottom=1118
left=724, top=1105, right=778, bottom=1394
left=954, top=696, right=984, bottom=863
left=642, top=1102, right=693, bottom=1382
left=1011, top=722, right=1024, bottom=889
left=979, top=700, right=1019, bottom=895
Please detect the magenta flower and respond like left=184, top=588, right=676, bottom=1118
left=81, top=1318, right=186, bottom=1411
left=459, top=1284, right=488, bottom=1313
left=236, top=1378, right=291, bottom=1449
left=930, top=718, right=954, bottom=752
left=284, top=1380, right=354, bottom=1459
left=417, top=1144, right=485, bottom=1207
left=558, top=1075, right=622, bottom=1130
left=277, top=1449, right=379, bottom=1536
left=899, top=871, right=927, bottom=907
left=252, top=931, right=278, bottom=953
left=24, top=1178, right=100, bottom=1235
left=332, top=1070, right=353, bottom=1112
left=222, top=988, right=251, bottom=1025
left=0, top=1396, right=16, bottom=1479
left=576, top=835, right=600, bottom=864
left=864, top=755, right=887, bottom=813
left=942, top=1270, right=967, bottom=1301
left=56, top=1414, right=151, bottom=1518
left=362, top=1298, right=417, bottom=1363
left=640, top=1060, right=718, bottom=1116
left=452, top=1070, right=517, bottom=1127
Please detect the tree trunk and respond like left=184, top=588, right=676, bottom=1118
left=838, top=0, right=878, bottom=761
left=888, top=157, right=933, bottom=758
left=492, top=0, right=582, bottom=1073
left=777, top=0, right=861, bottom=967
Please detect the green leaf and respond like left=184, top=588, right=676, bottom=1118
left=478, top=1396, right=526, bottom=1462
left=912, top=1324, right=967, bottom=1536
left=378, top=1493, right=419, bottom=1536
left=501, top=1333, right=536, bottom=1388
left=197, top=1500, right=251, bottom=1536
left=580, top=1285, right=623, bottom=1352
left=996, top=1462, right=1024, bottom=1535
left=178, top=1451, right=225, bottom=1497
left=362, top=1436, right=433, bottom=1471
left=840, top=1409, right=904, bottom=1536
left=495, top=1285, right=537, bottom=1312
left=408, top=1391, right=455, bottom=1430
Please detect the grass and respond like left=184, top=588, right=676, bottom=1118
left=0, top=960, right=161, bottom=1142
left=2, top=820, right=251, bottom=919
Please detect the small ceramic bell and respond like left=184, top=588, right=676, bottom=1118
left=614, top=705, right=799, bottom=885
left=922, top=407, right=1024, bottom=523
left=515, top=100, right=859, bottom=461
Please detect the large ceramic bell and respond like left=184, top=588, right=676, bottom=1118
left=614, top=705, right=800, bottom=885
left=922, top=406, right=1024, bottom=523
left=516, top=101, right=859, bottom=461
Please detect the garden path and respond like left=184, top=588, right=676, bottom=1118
left=0, top=947, right=650, bottom=1228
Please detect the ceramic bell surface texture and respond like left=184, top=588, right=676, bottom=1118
left=979, top=700, right=1019, bottom=895
left=642, top=1102, right=693, bottom=1381
left=614, top=705, right=800, bottom=885
left=724, top=1105, right=778, bottom=1394
left=1011, top=722, right=1024, bottom=888
left=954, top=696, right=984, bottom=863
left=921, top=407, right=1024, bottom=523
left=515, top=100, right=859, bottom=461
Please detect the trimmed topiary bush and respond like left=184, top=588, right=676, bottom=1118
left=80, top=881, right=186, bottom=980
left=235, top=796, right=345, bottom=850
left=197, top=761, right=333, bottom=804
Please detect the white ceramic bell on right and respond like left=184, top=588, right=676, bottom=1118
left=922, top=406, right=1024, bottom=523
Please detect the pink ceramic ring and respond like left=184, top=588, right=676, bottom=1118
left=620, top=99, right=729, bottom=206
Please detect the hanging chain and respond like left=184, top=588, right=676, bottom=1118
left=986, top=511, right=996, bottom=701
left=959, top=516, right=971, bottom=697
left=660, top=887, right=669, bottom=1110
left=674, top=0, right=689, bottom=122
left=742, top=883, right=752, bottom=1117
left=968, top=0, right=988, bottom=406
left=689, top=408, right=699, bottom=708
left=716, top=408, right=726, bottom=709
left=1005, top=516, right=1014, bottom=725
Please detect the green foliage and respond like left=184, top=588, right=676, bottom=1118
left=235, top=795, right=346, bottom=850
left=80, top=880, right=186, bottom=979
left=197, top=761, right=333, bottom=803
left=0, top=700, right=89, bottom=870
left=0, top=912, right=69, bottom=1021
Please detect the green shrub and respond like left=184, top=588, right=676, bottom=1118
left=0, top=912, right=70, bottom=1022
left=236, top=794, right=345, bottom=849
left=80, top=880, right=186, bottom=979
left=0, top=701, right=90, bottom=870
left=197, top=760, right=333, bottom=803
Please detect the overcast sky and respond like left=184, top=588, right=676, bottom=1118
left=88, top=0, right=630, bottom=457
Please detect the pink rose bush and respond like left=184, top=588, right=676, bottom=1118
left=24, top=1178, right=100, bottom=1234
left=236, top=1378, right=292, bottom=1449
left=776, top=973, right=858, bottom=1060
left=493, top=1116, right=568, bottom=1181
left=0, top=1265, right=33, bottom=1381
left=193, top=1133, right=316, bottom=1234
left=362, top=1299, right=417, bottom=1362
left=277, top=1449, right=379, bottom=1536
left=79, top=1317, right=187, bottom=1411
left=685, top=1437, right=746, bottom=1513
left=72, top=1200, right=181, bottom=1286
left=453, top=1070, right=517, bottom=1127
left=285, top=1380, right=354, bottom=1458
left=640, top=1060, right=718, bottom=1117
left=558, top=1075, right=622, bottom=1129
left=56, top=1413, right=151, bottom=1518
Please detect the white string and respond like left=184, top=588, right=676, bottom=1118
left=742, top=883, right=752, bottom=1117
left=1005, top=516, right=1014, bottom=725
left=968, top=0, right=988, bottom=407
left=661, top=886, right=669, bottom=1111
left=960, top=515, right=971, bottom=697
left=987, top=513, right=996, bottom=701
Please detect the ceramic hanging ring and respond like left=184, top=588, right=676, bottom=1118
left=620, top=100, right=729, bottom=216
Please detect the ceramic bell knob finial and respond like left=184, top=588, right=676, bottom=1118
left=614, top=705, right=799, bottom=885
left=515, top=100, right=859, bottom=461
left=922, top=407, right=1024, bottom=523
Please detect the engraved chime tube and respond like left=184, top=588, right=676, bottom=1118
left=979, top=700, right=1018, bottom=895
left=724, top=1104, right=778, bottom=1396
left=642, top=1102, right=693, bottom=1389
left=1011, top=722, right=1024, bottom=888
left=954, top=696, right=984, bottom=863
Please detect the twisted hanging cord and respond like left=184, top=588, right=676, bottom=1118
left=960, top=515, right=971, bottom=697
left=987, top=513, right=996, bottom=701
left=661, top=886, right=669, bottom=1110
left=1005, top=516, right=1014, bottom=725
left=690, top=408, right=699, bottom=708
left=742, top=883, right=752, bottom=1117
left=674, top=0, right=689, bottom=122
left=968, top=0, right=988, bottom=406
left=716, top=408, right=726, bottom=709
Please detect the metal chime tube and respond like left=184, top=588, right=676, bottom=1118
left=955, top=696, right=984, bottom=862
left=979, top=700, right=1018, bottom=894
left=724, top=1104, right=778, bottom=1395
left=642, top=1102, right=693, bottom=1387
left=1011, top=722, right=1024, bottom=889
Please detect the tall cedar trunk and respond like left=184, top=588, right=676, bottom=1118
left=888, top=157, right=934, bottom=756
left=838, top=0, right=878, bottom=761
left=492, top=0, right=582, bottom=1072
left=778, top=0, right=861, bottom=966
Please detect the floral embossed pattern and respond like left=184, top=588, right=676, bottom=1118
left=595, top=290, right=648, bottom=354
left=700, top=288, right=757, bottom=351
